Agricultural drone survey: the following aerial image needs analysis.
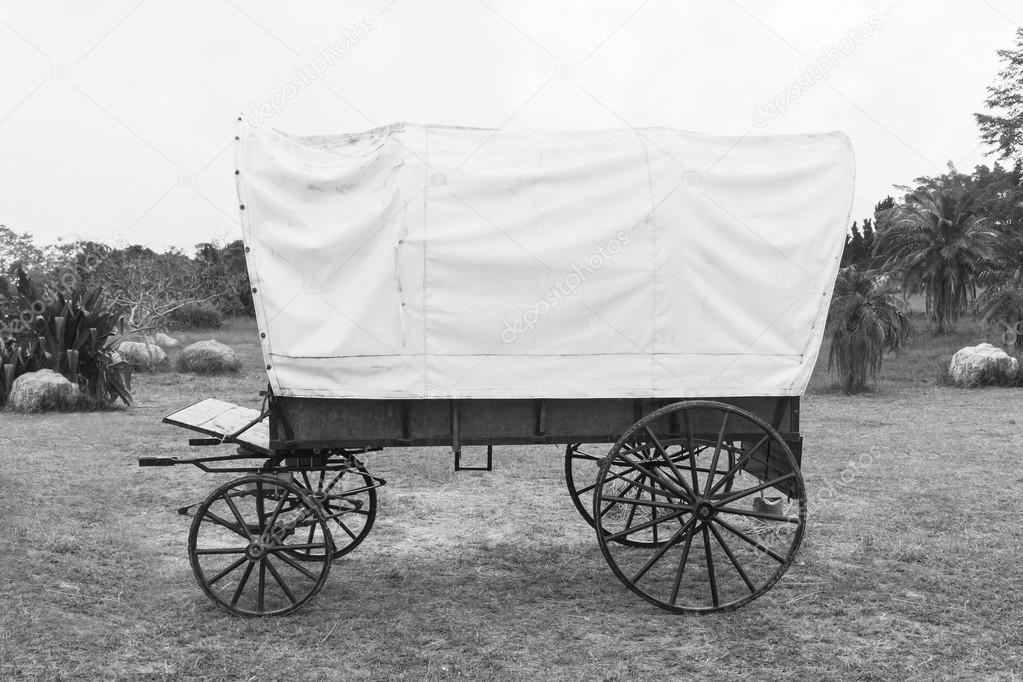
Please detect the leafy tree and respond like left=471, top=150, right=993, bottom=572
left=826, top=266, right=911, bottom=393
left=0, top=225, right=44, bottom=275
left=193, top=239, right=254, bottom=316
left=874, top=190, right=1004, bottom=334
left=861, top=218, right=875, bottom=266
left=899, top=164, right=1023, bottom=341
left=841, top=221, right=866, bottom=267
left=976, top=27, right=1023, bottom=164
left=977, top=214, right=1023, bottom=352
left=902, top=162, right=1023, bottom=232
left=81, top=245, right=218, bottom=329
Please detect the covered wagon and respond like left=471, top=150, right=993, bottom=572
left=141, top=121, right=855, bottom=615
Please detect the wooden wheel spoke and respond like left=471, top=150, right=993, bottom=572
left=717, top=505, right=801, bottom=524
left=717, top=473, right=797, bottom=506
left=281, top=542, right=328, bottom=551
left=328, top=483, right=377, bottom=498
left=222, top=492, right=253, bottom=540
left=269, top=547, right=323, bottom=581
left=257, top=559, right=266, bottom=612
left=708, top=522, right=757, bottom=593
left=599, top=495, right=691, bottom=511
left=603, top=508, right=688, bottom=542
left=230, top=560, right=255, bottom=607
left=598, top=471, right=665, bottom=519
left=255, top=480, right=266, bottom=531
left=613, top=454, right=689, bottom=501
left=603, top=467, right=679, bottom=500
left=702, top=524, right=719, bottom=607
left=200, top=509, right=249, bottom=539
left=569, top=450, right=603, bottom=463
left=621, top=473, right=646, bottom=532
left=264, top=557, right=297, bottom=605
left=641, top=426, right=697, bottom=500
left=322, top=471, right=349, bottom=497
left=335, top=519, right=358, bottom=541
left=631, top=516, right=696, bottom=584
left=206, top=556, right=248, bottom=586
left=669, top=522, right=698, bottom=605
left=707, top=434, right=770, bottom=497
left=650, top=483, right=659, bottom=544
left=195, top=546, right=249, bottom=555
left=714, top=517, right=787, bottom=563
left=680, top=411, right=702, bottom=496
left=322, top=507, right=370, bottom=522
left=705, top=413, right=729, bottom=492
left=264, top=485, right=291, bottom=533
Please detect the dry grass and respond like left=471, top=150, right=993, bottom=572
left=2, top=316, right=1022, bottom=680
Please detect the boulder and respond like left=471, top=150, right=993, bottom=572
left=117, top=340, right=168, bottom=369
left=8, top=369, right=79, bottom=411
left=178, top=339, right=240, bottom=374
left=949, top=343, right=1019, bottom=386
left=152, top=332, right=180, bottom=349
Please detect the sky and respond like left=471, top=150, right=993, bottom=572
left=0, top=0, right=1019, bottom=253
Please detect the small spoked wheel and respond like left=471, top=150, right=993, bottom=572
left=594, top=401, right=806, bottom=613
left=187, top=474, right=334, bottom=616
left=290, top=457, right=378, bottom=560
left=566, top=438, right=737, bottom=548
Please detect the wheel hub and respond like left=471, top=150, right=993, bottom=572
left=695, top=500, right=716, bottom=520
left=246, top=540, right=267, bottom=560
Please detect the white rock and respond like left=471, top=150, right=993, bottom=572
left=949, top=343, right=1019, bottom=386
left=153, top=332, right=180, bottom=349
left=178, top=339, right=240, bottom=373
left=9, top=369, right=79, bottom=411
left=117, top=340, right=168, bottom=369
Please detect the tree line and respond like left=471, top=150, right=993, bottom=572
left=828, top=27, right=1023, bottom=392
left=0, top=232, right=254, bottom=330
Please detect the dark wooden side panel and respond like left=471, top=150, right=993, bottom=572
left=270, top=396, right=802, bottom=455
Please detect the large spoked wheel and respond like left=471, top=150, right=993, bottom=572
left=566, top=438, right=737, bottom=548
left=188, top=474, right=334, bottom=616
left=290, top=457, right=378, bottom=560
left=594, top=401, right=806, bottom=614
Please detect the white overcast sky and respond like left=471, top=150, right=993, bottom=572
left=1, top=0, right=1019, bottom=252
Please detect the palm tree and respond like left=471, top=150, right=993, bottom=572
left=977, top=228, right=1023, bottom=353
left=827, top=266, right=911, bottom=393
left=874, top=190, right=1003, bottom=334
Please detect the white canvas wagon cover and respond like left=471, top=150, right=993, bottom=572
left=235, top=123, right=854, bottom=400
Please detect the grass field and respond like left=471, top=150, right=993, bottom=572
left=1, top=316, right=1022, bottom=680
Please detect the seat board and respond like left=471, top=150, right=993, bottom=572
left=164, top=398, right=269, bottom=454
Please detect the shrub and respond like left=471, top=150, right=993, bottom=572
left=167, top=302, right=223, bottom=330
left=0, top=266, right=131, bottom=408
left=826, top=266, right=911, bottom=393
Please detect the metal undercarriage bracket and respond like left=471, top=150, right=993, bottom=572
left=454, top=444, right=493, bottom=471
